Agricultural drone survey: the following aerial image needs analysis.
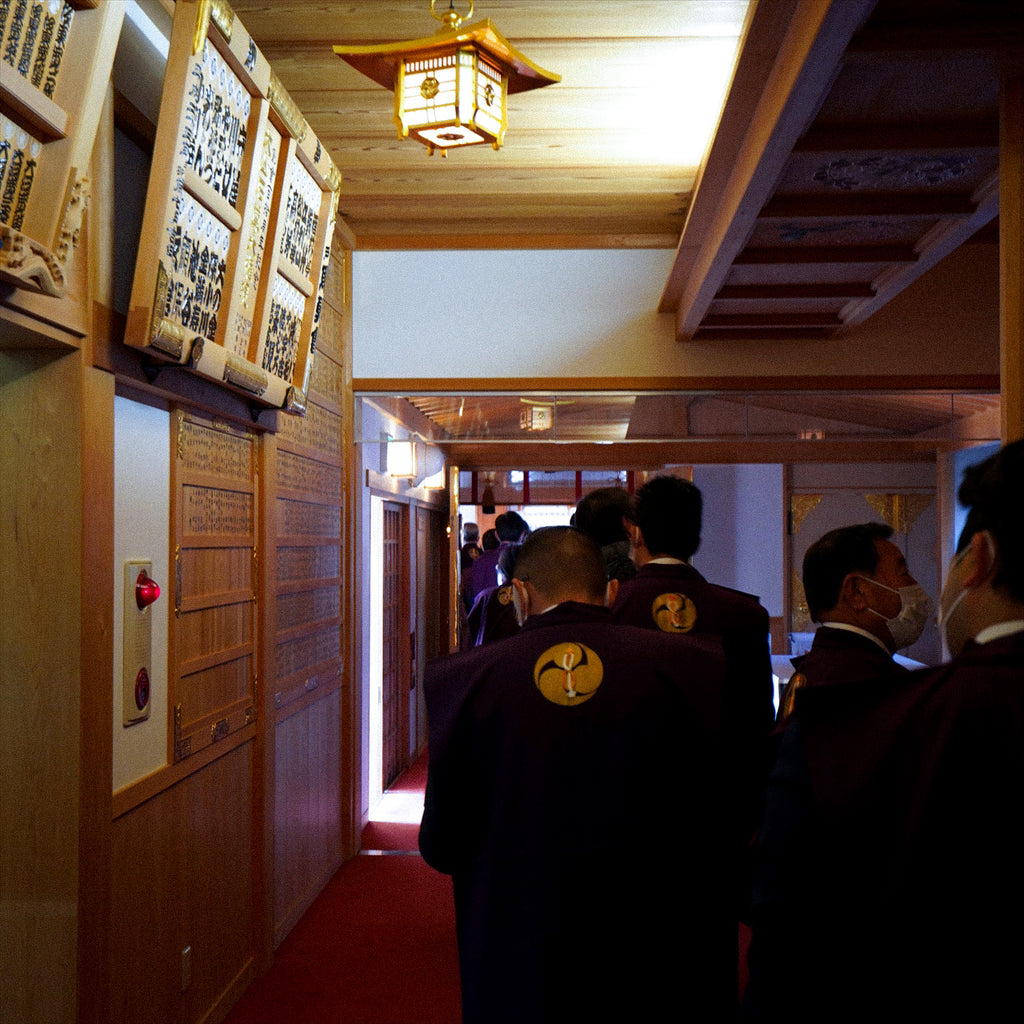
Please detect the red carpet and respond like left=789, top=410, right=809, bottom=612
left=224, top=752, right=461, bottom=1024
left=224, top=749, right=750, bottom=1022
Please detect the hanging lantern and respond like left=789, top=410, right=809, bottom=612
left=334, top=0, right=560, bottom=156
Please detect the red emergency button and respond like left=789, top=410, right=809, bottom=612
left=135, top=668, right=151, bottom=710
left=135, top=571, right=161, bottom=610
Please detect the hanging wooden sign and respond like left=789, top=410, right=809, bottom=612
left=0, top=1, right=123, bottom=298
left=125, top=0, right=340, bottom=416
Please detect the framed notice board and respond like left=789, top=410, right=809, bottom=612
left=125, top=0, right=340, bottom=415
left=0, top=0, right=123, bottom=298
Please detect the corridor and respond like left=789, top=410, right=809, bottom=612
left=223, top=751, right=461, bottom=1023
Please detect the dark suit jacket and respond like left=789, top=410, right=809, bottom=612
left=790, top=625, right=906, bottom=689
left=420, top=602, right=736, bottom=1024
left=745, top=629, right=1024, bottom=1023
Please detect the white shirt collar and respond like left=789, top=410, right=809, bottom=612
left=818, top=620, right=893, bottom=655
left=649, top=557, right=687, bottom=565
left=974, top=620, right=1024, bottom=645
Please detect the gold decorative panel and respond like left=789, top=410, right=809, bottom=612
left=864, top=493, right=934, bottom=535
left=790, top=494, right=822, bottom=534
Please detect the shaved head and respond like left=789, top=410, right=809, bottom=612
left=513, top=527, right=607, bottom=606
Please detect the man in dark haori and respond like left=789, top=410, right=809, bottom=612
left=611, top=475, right=775, bottom=875
left=421, top=526, right=737, bottom=1023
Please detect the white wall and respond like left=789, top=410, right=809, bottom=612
left=112, top=396, right=170, bottom=792
left=352, top=244, right=999, bottom=381
left=693, top=464, right=785, bottom=617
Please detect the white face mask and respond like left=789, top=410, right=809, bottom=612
left=860, top=579, right=934, bottom=650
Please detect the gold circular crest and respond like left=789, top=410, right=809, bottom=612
left=420, top=75, right=440, bottom=100
left=652, top=592, right=697, bottom=633
left=497, top=585, right=512, bottom=605
left=533, top=642, right=604, bottom=706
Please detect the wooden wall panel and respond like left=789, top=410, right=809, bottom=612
left=109, top=741, right=255, bottom=1024
left=268, top=242, right=350, bottom=943
left=0, top=349, right=84, bottom=1024
left=272, top=689, right=341, bottom=944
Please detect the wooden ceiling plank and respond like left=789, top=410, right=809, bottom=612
left=660, top=0, right=878, bottom=337
left=229, top=2, right=752, bottom=44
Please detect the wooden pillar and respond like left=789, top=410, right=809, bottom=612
left=1001, top=73, right=1024, bottom=443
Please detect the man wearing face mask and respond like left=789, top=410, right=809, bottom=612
left=420, top=526, right=736, bottom=1023
left=779, top=522, right=932, bottom=717
left=744, top=440, right=1024, bottom=1024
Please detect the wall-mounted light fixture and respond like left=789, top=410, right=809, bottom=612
left=386, top=436, right=446, bottom=487
left=386, top=439, right=417, bottom=478
left=333, top=0, right=560, bottom=157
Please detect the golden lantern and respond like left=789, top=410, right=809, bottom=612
left=334, top=0, right=560, bottom=156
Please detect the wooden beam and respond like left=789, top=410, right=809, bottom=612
left=353, top=374, right=1000, bottom=394
left=700, top=313, right=843, bottom=328
left=351, top=231, right=679, bottom=251
left=794, top=120, right=1000, bottom=152
left=733, top=245, right=918, bottom=264
left=847, top=20, right=1024, bottom=57
left=443, top=438, right=953, bottom=471
left=716, top=283, right=876, bottom=299
left=1001, top=73, right=1024, bottom=442
left=759, top=193, right=977, bottom=219
left=692, top=327, right=833, bottom=341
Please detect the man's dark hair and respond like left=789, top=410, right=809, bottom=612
left=497, top=542, right=520, bottom=584
left=481, top=528, right=499, bottom=552
left=956, top=439, right=1024, bottom=601
left=630, top=476, right=702, bottom=561
left=574, top=487, right=632, bottom=547
left=802, top=521, right=894, bottom=623
left=495, top=511, right=530, bottom=543
left=513, top=526, right=607, bottom=604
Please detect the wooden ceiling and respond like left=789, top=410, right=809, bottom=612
left=219, top=0, right=1015, bottom=469
left=661, top=0, right=1019, bottom=340
left=227, top=0, right=751, bottom=250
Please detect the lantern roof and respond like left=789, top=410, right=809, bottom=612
left=333, top=18, right=561, bottom=95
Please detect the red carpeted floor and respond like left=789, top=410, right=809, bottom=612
left=223, top=752, right=462, bottom=1024
left=224, top=750, right=751, bottom=1023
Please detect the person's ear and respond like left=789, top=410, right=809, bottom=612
left=605, top=578, right=619, bottom=607
left=511, top=578, right=530, bottom=625
left=840, top=572, right=869, bottom=610
left=960, top=530, right=999, bottom=589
